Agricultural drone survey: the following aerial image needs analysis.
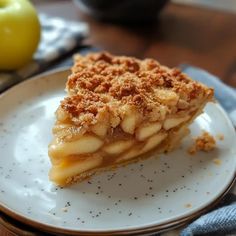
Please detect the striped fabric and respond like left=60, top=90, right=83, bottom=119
left=179, top=67, right=236, bottom=236
left=0, top=14, right=88, bottom=92
left=161, top=66, right=236, bottom=236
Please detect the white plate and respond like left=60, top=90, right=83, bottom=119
left=0, top=68, right=235, bottom=235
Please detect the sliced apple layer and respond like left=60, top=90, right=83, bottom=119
left=48, top=52, right=214, bottom=186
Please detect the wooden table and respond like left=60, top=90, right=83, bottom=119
left=33, top=0, right=236, bottom=88
left=1, top=0, right=236, bottom=235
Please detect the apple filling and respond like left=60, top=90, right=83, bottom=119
left=48, top=52, right=214, bottom=186
left=49, top=107, right=197, bottom=186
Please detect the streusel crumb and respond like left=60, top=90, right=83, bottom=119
left=59, top=52, right=213, bottom=127
left=188, top=131, right=216, bottom=154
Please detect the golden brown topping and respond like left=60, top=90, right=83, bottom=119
left=60, top=52, right=213, bottom=127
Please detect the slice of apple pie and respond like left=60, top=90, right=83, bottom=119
left=48, top=52, right=214, bottom=186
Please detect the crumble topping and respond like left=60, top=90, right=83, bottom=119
left=59, top=52, right=213, bottom=127
left=188, top=131, right=216, bottom=154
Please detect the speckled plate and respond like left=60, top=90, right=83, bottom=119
left=0, top=68, right=235, bottom=236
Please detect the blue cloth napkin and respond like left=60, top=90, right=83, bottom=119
left=178, top=66, right=236, bottom=236
left=157, top=66, right=236, bottom=236
left=0, top=14, right=89, bottom=92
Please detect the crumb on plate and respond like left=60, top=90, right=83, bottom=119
left=188, top=131, right=216, bottom=155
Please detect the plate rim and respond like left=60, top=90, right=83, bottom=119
left=0, top=67, right=235, bottom=235
left=0, top=177, right=235, bottom=236
left=0, top=66, right=71, bottom=100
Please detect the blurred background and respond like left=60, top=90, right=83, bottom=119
left=31, top=0, right=236, bottom=88
left=173, top=0, right=236, bottom=12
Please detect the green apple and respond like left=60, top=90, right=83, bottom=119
left=0, top=0, right=41, bottom=70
